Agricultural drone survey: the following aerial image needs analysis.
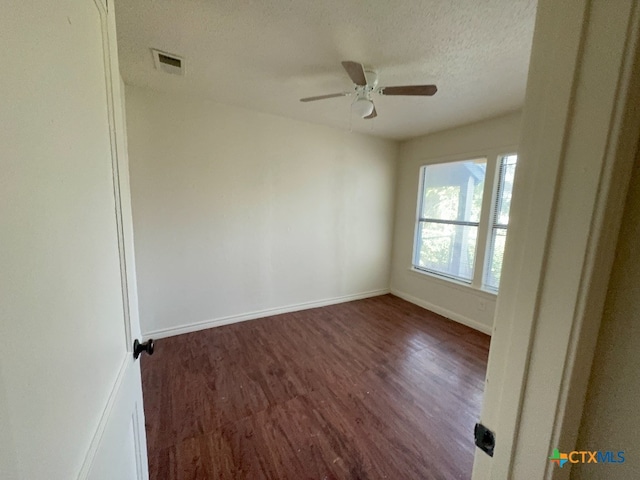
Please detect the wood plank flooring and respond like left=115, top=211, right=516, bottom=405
left=141, top=294, right=490, bottom=480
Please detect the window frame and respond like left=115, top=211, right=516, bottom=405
left=483, top=153, right=518, bottom=291
left=411, top=151, right=517, bottom=293
left=412, top=157, right=488, bottom=284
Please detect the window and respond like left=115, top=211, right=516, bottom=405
left=412, top=153, right=518, bottom=291
left=484, top=154, right=518, bottom=290
left=413, top=159, right=487, bottom=282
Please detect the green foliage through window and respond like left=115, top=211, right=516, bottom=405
left=414, top=159, right=486, bottom=282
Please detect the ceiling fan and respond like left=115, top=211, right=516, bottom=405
left=300, top=61, right=437, bottom=119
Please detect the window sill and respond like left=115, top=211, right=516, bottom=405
left=407, top=267, right=498, bottom=299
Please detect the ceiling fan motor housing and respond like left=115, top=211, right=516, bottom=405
left=364, top=70, right=378, bottom=89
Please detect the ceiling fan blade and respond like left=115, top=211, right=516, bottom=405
left=364, top=105, right=377, bottom=119
left=380, top=85, right=438, bottom=96
left=341, top=61, right=367, bottom=86
left=300, top=92, right=348, bottom=102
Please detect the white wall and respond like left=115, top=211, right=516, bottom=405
left=390, top=111, right=522, bottom=334
left=572, top=158, right=640, bottom=479
left=125, top=86, right=398, bottom=337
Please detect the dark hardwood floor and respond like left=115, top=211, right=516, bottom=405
left=141, top=294, right=490, bottom=480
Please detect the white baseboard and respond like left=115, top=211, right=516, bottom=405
left=390, top=288, right=493, bottom=335
left=144, top=289, right=391, bottom=339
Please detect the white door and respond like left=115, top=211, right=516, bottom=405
left=0, top=1, right=149, bottom=479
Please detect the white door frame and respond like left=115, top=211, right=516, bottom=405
left=473, top=0, right=640, bottom=478
left=98, top=0, right=144, bottom=348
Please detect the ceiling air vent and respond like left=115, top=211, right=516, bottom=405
left=151, top=49, right=184, bottom=75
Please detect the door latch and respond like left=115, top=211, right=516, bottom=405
left=474, top=422, right=496, bottom=457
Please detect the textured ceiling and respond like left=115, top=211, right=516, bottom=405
left=115, top=0, right=537, bottom=140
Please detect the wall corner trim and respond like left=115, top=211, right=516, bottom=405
left=390, top=288, right=493, bottom=335
left=144, top=289, right=391, bottom=339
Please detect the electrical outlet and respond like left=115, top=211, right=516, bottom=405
left=478, top=300, right=486, bottom=312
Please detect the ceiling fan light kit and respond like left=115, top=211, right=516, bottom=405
left=300, top=60, right=437, bottom=120
left=353, top=97, right=375, bottom=118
